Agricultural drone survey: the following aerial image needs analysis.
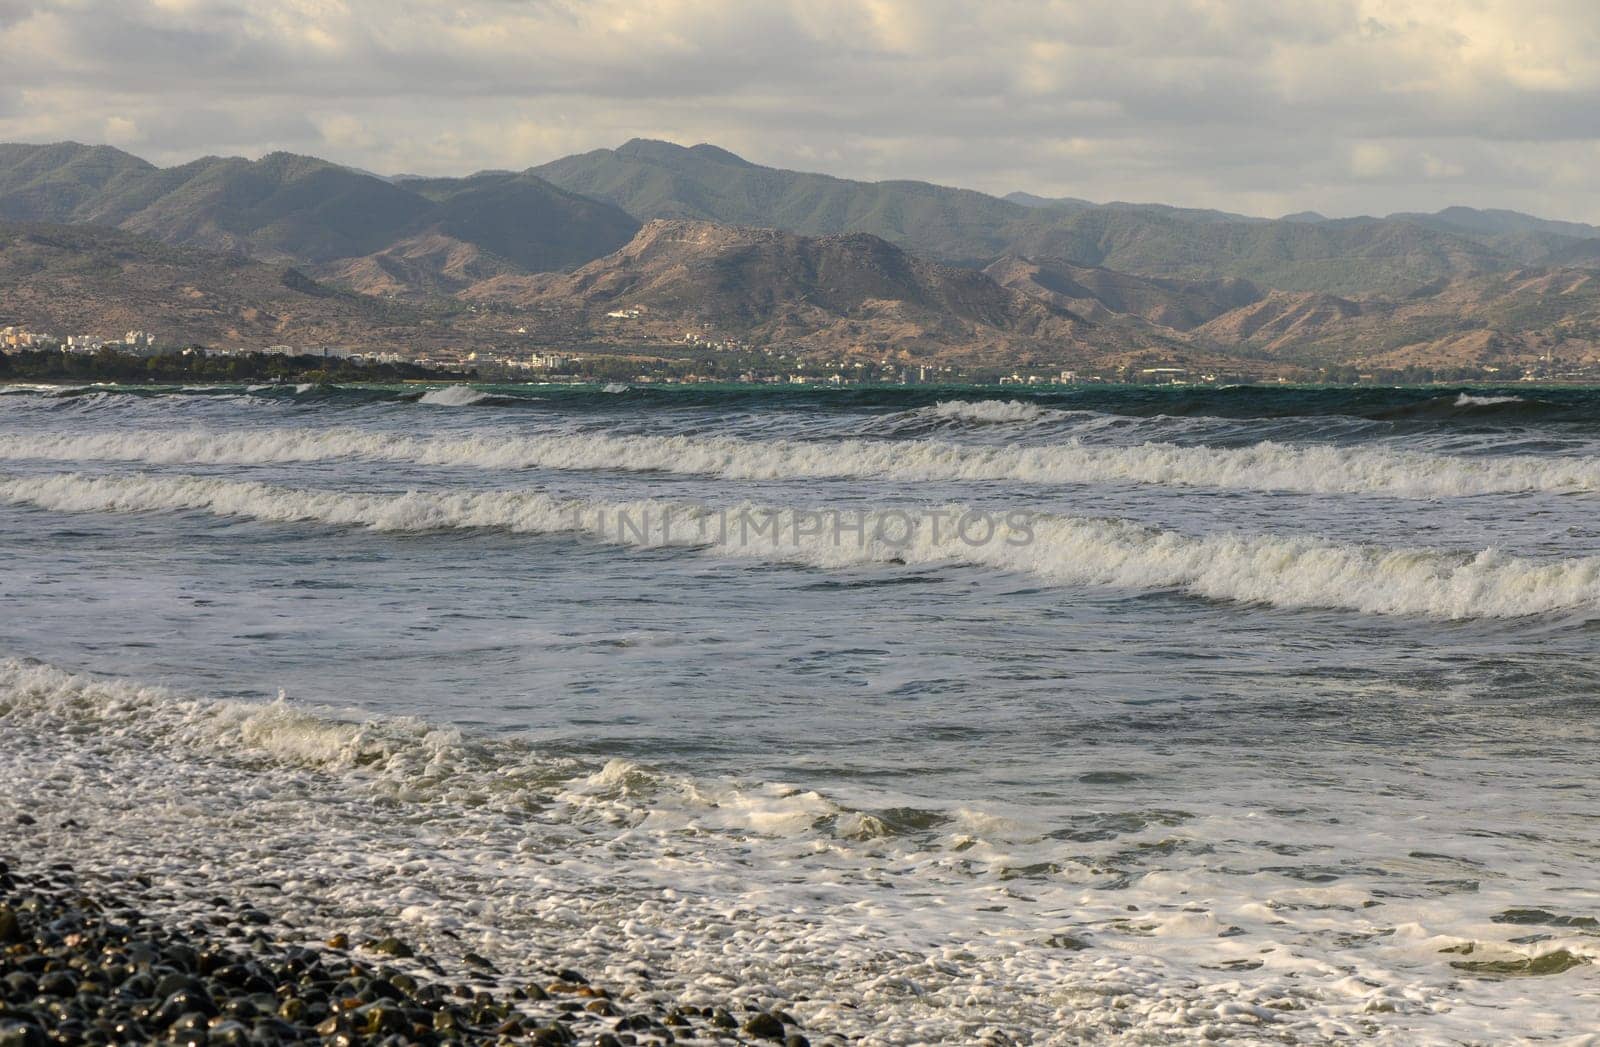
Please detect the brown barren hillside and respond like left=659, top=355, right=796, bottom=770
left=464, top=219, right=1167, bottom=364
left=313, top=233, right=521, bottom=297
left=984, top=256, right=1264, bottom=330
left=1176, top=269, right=1600, bottom=368
left=0, top=222, right=468, bottom=351
left=1192, top=291, right=1366, bottom=353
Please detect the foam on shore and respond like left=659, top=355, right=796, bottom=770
left=3, top=657, right=1594, bottom=1045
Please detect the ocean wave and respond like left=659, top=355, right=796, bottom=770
left=1456, top=393, right=1526, bottom=407
left=418, top=385, right=495, bottom=407
left=7, top=657, right=1593, bottom=1043
left=3, top=471, right=1596, bottom=619
left=5, top=426, right=1600, bottom=499
left=914, top=399, right=1051, bottom=423
left=0, top=658, right=930, bottom=846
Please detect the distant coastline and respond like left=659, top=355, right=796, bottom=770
left=0, top=347, right=471, bottom=385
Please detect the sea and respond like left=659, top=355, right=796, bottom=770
left=2, top=380, right=1598, bottom=1044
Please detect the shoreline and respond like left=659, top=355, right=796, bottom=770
left=0, top=853, right=821, bottom=1046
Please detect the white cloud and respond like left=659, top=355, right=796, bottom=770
left=0, top=0, right=1597, bottom=220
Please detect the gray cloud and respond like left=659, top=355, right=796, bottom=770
left=2, top=0, right=1598, bottom=220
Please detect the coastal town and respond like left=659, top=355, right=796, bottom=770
left=6, top=321, right=1600, bottom=386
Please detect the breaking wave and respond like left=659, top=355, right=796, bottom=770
left=3, top=471, right=1597, bottom=619
left=1456, top=393, right=1526, bottom=407
left=915, top=399, right=1051, bottom=423
left=5, top=426, right=1600, bottom=499
left=5, top=656, right=1594, bottom=1043
left=0, top=657, right=920, bottom=843
left=417, top=386, right=496, bottom=407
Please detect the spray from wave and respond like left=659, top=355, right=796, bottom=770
left=5, top=426, right=1600, bottom=499
left=1455, top=393, right=1526, bottom=408
left=2, top=471, right=1596, bottom=619
left=915, top=399, right=1050, bottom=423
left=0, top=657, right=925, bottom=842
left=417, top=386, right=495, bottom=407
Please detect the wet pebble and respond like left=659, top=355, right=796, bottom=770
left=0, top=855, right=825, bottom=1045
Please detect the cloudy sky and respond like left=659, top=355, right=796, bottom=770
left=3, top=0, right=1598, bottom=220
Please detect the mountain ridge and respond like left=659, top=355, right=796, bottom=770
left=0, top=142, right=641, bottom=279
left=529, top=139, right=1597, bottom=295
left=6, top=138, right=1600, bottom=300
left=1, top=139, right=1598, bottom=375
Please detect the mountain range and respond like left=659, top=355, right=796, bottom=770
left=1, top=138, right=1599, bottom=372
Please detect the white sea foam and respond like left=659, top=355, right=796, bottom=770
left=3, top=471, right=1596, bottom=619
left=418, top=385, right=493, bottom=406
left=3, top=657, right=1595, bottom=1045
left=4, top=425, right=1600, bottom=499
left=916, top=399, right=1050, bottom=423
left=1455, top=393, right=1526, bottom=407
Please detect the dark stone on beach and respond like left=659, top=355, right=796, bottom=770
left=532, top=1022, right=577, bottom=1045
left=168, top=1009, right=211, bottom=1034
left=743, top=1011, right=787, bottom=1040
left=0, top=1021, right=46, bottom=1047
left=0, top=856, right=826, bottom=1047
left=369, top=936, right=414, bottom=958
left=155, top=972, right=202, bottom=997
left=786, top=1034, right=811, bottom=1047
left=356, top=1001, right=409, bottom=1035
left=13, top=815, right=33, bottom=827
left=34, top=971, right=75, bottom=998
left=4, top=971, right=37, bottom=998
left=156, top=986, right=219, bottom=1025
